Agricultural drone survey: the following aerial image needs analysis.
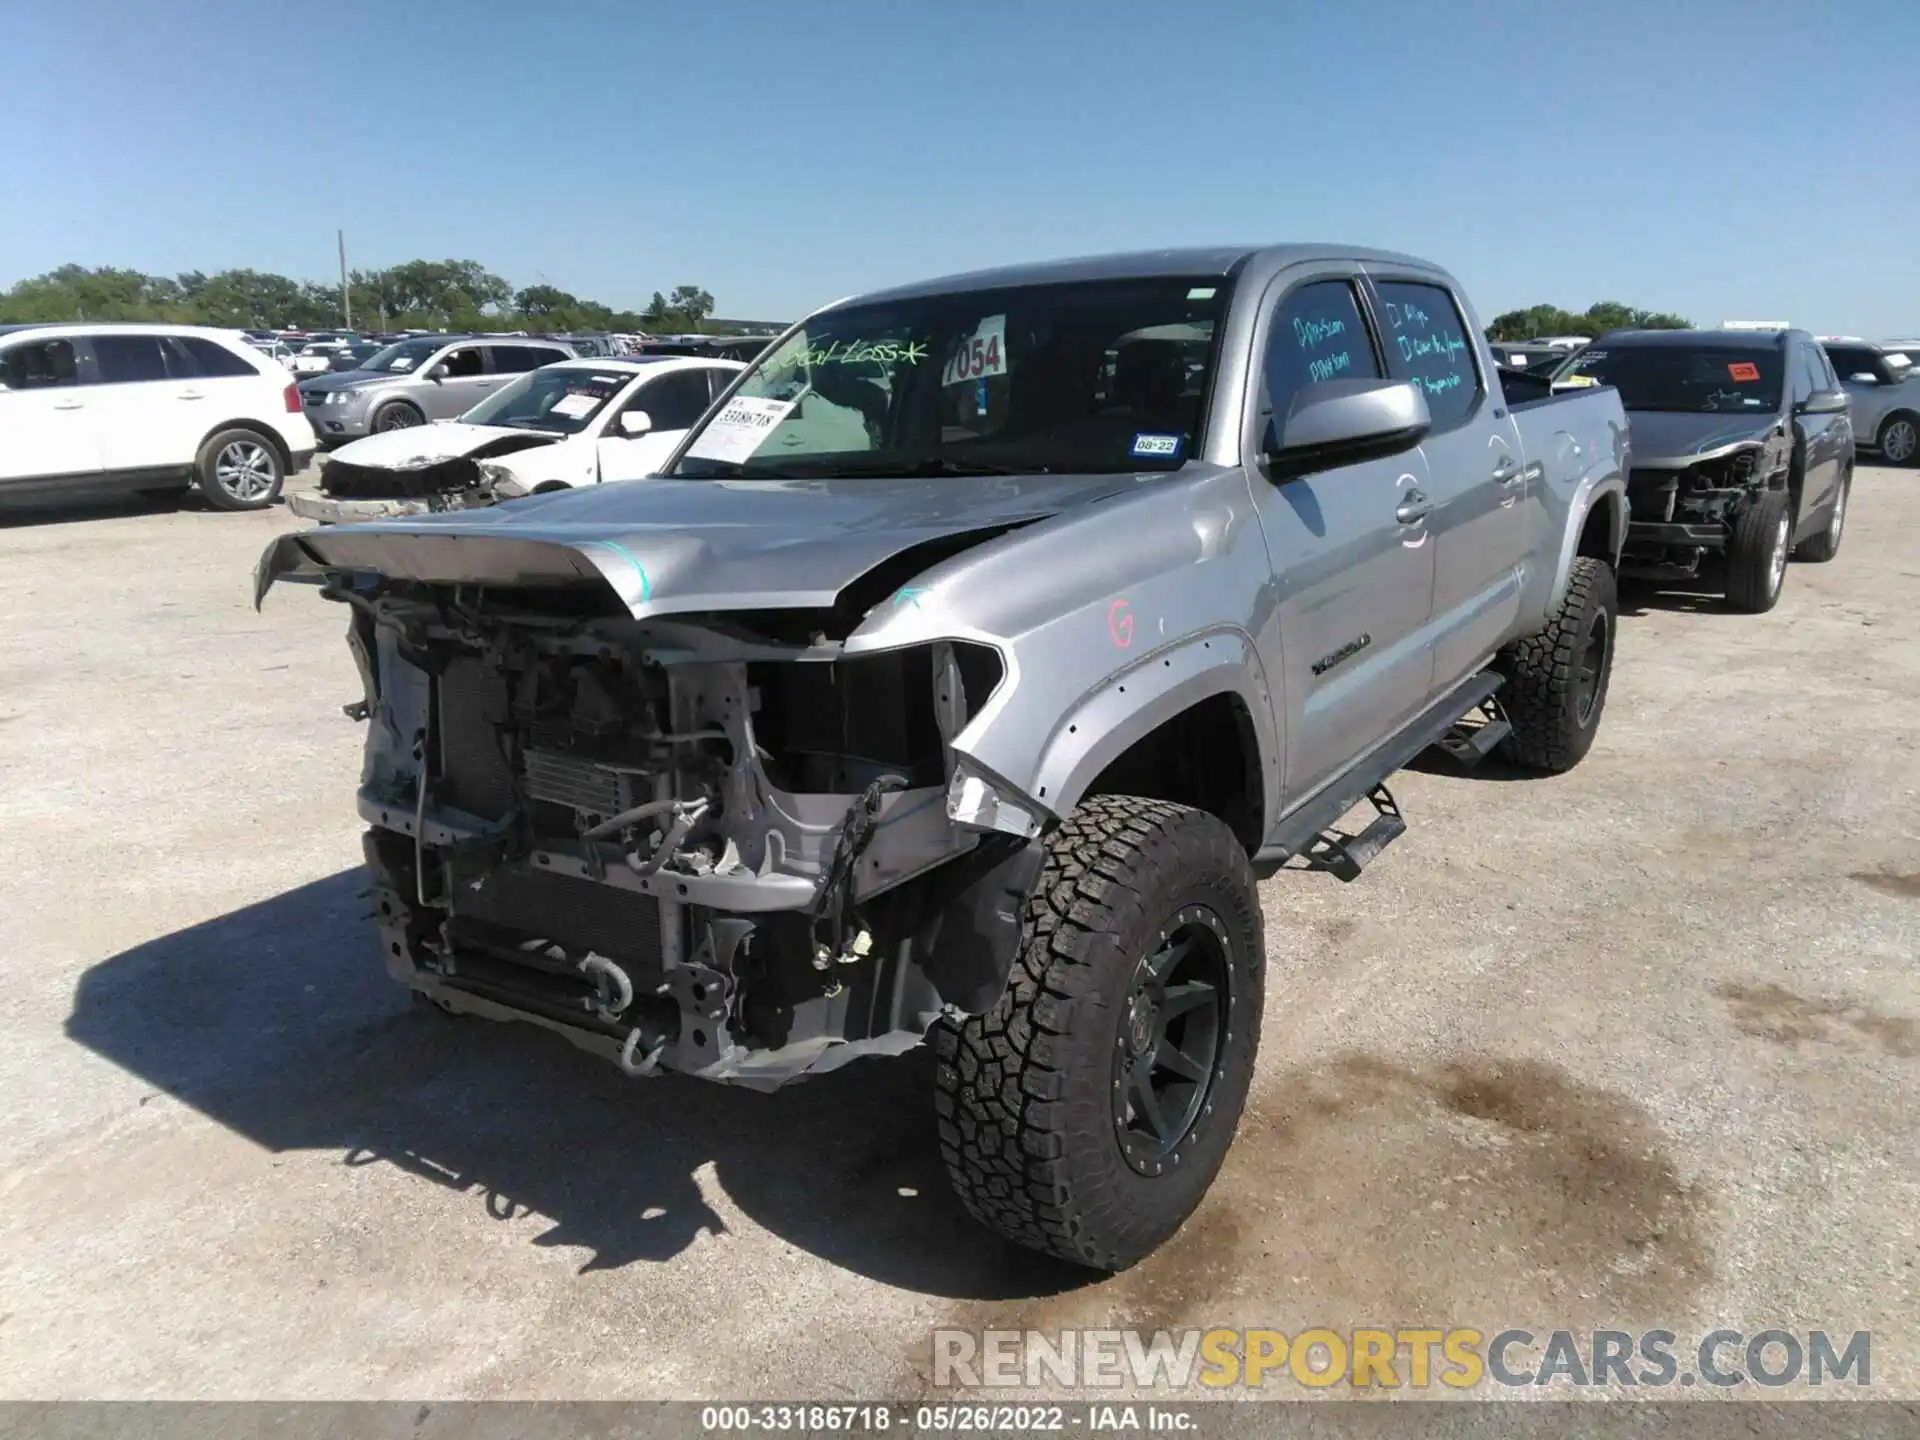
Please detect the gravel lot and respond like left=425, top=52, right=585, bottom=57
left=0, top=465, right=1915, bottom=1404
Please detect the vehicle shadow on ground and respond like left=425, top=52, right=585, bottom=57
left=64, top=868, right=1088, bottom=1303
left=1616, top=576, right=1735, bottom=616
left=0, top=493, right=190, bottom=529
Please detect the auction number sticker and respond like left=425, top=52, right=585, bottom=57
left=686, top=396, right=797, bottom=462
left=942, top=314, right=1008, bottom=387
left=549, top=391, right=601, bottom=420
left=1727, top=362, right=1761, bottom=382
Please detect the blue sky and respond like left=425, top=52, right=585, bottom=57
left=4, top=0, right=1916, bottom=332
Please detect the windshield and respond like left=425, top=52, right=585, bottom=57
left=357, top=338, right=444, bottom=374
left=671, top=277, right=1229, bottom=478
left=1556, top=345, right=1783, bottom=413
left=461, top=366, right=631, bottom=434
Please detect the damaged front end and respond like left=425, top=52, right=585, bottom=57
left=1620, top=443, right=1771, bottom=580
left=337, top=577, right=1039, bottom=1089
left=290, top=435, right=561, bottom=526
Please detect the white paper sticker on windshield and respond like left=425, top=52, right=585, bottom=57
left=686, top=395, right=797, bottom=462
left=549, top=392, right=600, bottom=420
left=942, top=314, right=1008, bottom=387
left=390, top=357, right=416, bottom=371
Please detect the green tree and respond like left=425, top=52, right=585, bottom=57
left=1488, top=301, right=1691, bottom=342
left=0, top=257, right=747, bottom=336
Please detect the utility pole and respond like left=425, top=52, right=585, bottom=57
left=338, top=229, right=352, bottom=330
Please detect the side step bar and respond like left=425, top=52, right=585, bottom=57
left=1435, top=696, right=1512, bottom=768
left=1252, top=670, right=1505, bottom=882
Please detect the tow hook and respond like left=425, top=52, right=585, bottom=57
left=618, top=1025, right=668, bottom=1078
left=577, top=951, right=634, bottom=1023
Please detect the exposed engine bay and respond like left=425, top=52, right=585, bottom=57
left=338, top=577, right=1038, bottom=1088
left=1621, top=444, right=1778, bottom=578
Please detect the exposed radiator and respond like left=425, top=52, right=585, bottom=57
left=522, top=749, right=625, bottom=819
left=448, top=862, right=664, bottom=975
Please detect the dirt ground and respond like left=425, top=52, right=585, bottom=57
left=0, top=466, right=1914, bottom=1405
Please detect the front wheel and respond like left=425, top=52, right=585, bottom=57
left=196, top=429, right=284, bottom=511
left=933, top=795, right=1264, bottom=1272
left=1725, top=489, right=1793, bottom=613
left=1494, top=555, right=1617, bottom=775
left=371, top=401, right=424, bottom=433
left=1794, top=468, right=1849, bottom=563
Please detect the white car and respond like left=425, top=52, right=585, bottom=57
left=0, top=322, right=316, bottom=511
left=289, top=341, right=351, bottom=376
left=288, top=355, right=743, bottom=523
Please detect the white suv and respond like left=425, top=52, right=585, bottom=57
left=0, top=323, right=317, bottom=511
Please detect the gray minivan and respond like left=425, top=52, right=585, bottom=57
left=296, top=335, right=575, bottom=444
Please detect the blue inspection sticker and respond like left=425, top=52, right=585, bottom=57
left=1131, top=432, right=1183, bottom=460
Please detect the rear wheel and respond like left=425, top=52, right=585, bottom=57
left=1494, top=555, right=1616, bottom=774
left=1879, top=413, right=1919, bottom=466
left=195, top=429, right=284, bottom=511
left=1725, top=489, right=1793, bottom=613
left=1793, top=467, right=1849, bottom=563
left=372, top=401, right=424, bottom=433
left=933, top=795, right=1263, bottom=1272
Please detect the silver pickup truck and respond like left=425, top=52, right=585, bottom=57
left=257, top=244, right=1629, bottom=1271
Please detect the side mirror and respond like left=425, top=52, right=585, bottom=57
left=1797, top=389, right=1850, bottom=416
left=618, top=409, right=653, bottom=437
left=1263, top=378, right=1431, bottom=479
left=426, top=363, right=449, bottom=382
left=1848, top=372, right=1878, bottom=385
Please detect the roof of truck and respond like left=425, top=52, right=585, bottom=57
left=841, top=243, right=1434, bottom=307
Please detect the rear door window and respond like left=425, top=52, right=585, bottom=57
left=162, top=336, right=259, bottom=378
left=1372, top=280, right=1482, bottom=430
left=90, top=334, right=171, bottom=384
left=1258, top=279, right=1382, bottom=447
left=487, top=345, right=563, bottom=374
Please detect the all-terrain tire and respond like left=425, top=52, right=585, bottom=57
left=933, top=795, right=1264, bottom=1272
left=372, top=400, right=424, bottom=433
left=1793, top=466, right=1849, bottom=563
left=195, top=427, right=285, bottom=511
left=1724, top=488, right=1793, bottom=613
left=1494, top=555, right=1617, bottom=775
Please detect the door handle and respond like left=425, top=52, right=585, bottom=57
left=177, top=390, right=204, bottom=400
left=1395, top=490, right=1432, bottom=525
left=1491, top=459, right=1521, bottom=485
left=53, top=399, right=84, bottom=410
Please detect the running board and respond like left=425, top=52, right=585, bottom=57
left=1252, top=670, right=1505, bottom=880
left=1300, top=784, right=1404, bottom=882
left=1435, top=696, right=1511, bottom=769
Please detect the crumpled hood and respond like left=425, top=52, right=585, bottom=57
left=257, top=470, right=1149, bottom=616
left=324, top=423, right=563, bottom=470
left=1626, top=410, right=1781, bottom=466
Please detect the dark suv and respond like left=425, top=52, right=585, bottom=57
left=1553, top=328, right=1853, bottom=612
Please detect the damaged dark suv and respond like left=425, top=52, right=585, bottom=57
left=1553, top=328, right=1853, bottom=611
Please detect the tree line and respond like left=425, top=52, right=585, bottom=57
left=1487, top=301, right=1691, bottom=341
left=0, top=259, right=734, bottom=335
